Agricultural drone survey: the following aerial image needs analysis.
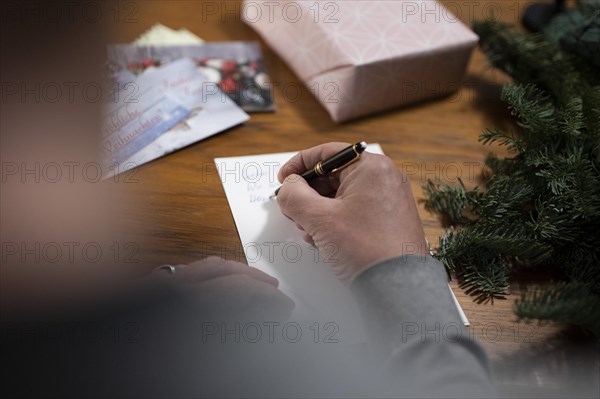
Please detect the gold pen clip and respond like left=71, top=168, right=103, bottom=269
left=331, top=144, right=362, bottom=173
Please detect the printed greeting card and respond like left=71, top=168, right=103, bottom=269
left=102, top=58, right=249, bottom=177
left=107, top=42, right=275, bottom=112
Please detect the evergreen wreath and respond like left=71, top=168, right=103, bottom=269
left=423, top=4, right=600, bottom=337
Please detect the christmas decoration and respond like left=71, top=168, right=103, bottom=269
left=424, top=4, right=600, bottom=337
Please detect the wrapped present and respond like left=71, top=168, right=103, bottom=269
left=243, top=0, right=478, bottom=122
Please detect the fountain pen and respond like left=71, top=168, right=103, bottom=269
left=270, top=141, right=367, bottom=198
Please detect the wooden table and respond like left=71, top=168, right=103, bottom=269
left=112, top=1, right=598, bottom=394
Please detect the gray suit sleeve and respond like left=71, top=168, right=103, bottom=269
left=351, top=255, right=497, bottom=398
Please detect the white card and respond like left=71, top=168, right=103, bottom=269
left=133, top=23, right=204, bottom=46
left=215, top=143, right=468, bottom=344
left=215, top=145, right=386, bottom=343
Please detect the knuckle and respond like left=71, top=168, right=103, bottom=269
left=281, top=161, right=301, bottom=179
left=364, top=155, right=403, bottom=183
left=376, top=155, right=398, bottom=173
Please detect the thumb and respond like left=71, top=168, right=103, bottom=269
left=276, top=174, right=332, bottom=227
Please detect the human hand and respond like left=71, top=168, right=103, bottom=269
left=154, top=257, right=295, bottom=319
left=276, top=142, right=428, bottom=284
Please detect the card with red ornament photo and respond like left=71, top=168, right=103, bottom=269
left=107, top=42, right=275, bottom=112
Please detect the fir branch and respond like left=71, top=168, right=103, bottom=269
left=527, top=199, right=581, bottom=243
left=582, top=86, right=600, bottom=139
left=477, top=175, right=534, bottom=221
left=422, top=178, right=480, bottom=225
left=474, top=20, right=583, bottom=106
left=434, top=223, right=551, bottom=295
left=483, top=153, right=520, bottom=178
left=515, top=281, right=600, bottom=337
left=435, top=229, right=511, bottom=301
left=425, top=5, right=600, bottom=336
left=560, top=96, right=585, bottom=137
left=480, top=128, right=524, bottom=153
left=500, top=84, right=558, bottom=142
left=468, top=224, right=551, bottom=263
left=461, top=258, right=510, bottom=303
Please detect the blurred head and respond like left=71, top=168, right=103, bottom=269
left=1, top=1, right=139, bottom=317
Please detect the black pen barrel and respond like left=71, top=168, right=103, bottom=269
left=301, top=168, right=320, bottom=180
left=271, top=141, right=366, bottom=198
left=320, top=143, right=362, bottom=174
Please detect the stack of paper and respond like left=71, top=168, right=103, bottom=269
left=102, top=24, right=274, bottom=177
left=102, top=58, right=249, bottom=178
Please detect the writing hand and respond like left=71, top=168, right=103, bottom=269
left=276, top=142, right=428, bottom=283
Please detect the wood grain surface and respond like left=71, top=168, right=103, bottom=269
left=110, top=1, right=597, bottom=393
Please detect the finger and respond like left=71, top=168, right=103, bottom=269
left=278, top=142, right=350, bottom=182
left=303, top=233, right=315, bottom=247
left=277, top=174, right=333, bottom=228
left=199, top=275, right=295, bottom=317
left=244, top=267, right=280, bottom=287
left=181, top=257, right=279, bottom=287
